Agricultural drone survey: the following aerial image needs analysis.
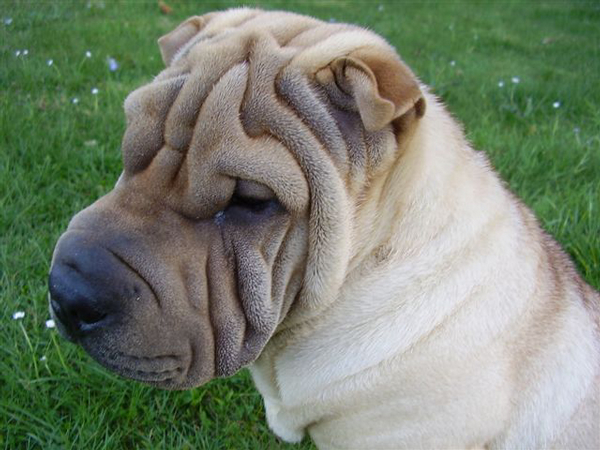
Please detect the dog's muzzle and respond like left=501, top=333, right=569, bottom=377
left=48, top=232, right=145, bottom=341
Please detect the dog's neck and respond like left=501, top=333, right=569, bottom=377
left=280, top=93, right=499, bottom=328
left=348, top=93, right=468, bottom=270
left=266, top=90, right=508, bottom=357
left=252, top=93, right=514, bottom=423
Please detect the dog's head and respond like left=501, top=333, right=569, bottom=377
left=48, top=8, right=425, bottom=389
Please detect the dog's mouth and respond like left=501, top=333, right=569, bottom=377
left=49, top=300, right=189, bottom=386
left=81, top=341, right=189, bottom=387
left=100, top=353, right=186, bottom=384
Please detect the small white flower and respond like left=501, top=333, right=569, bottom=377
left=450, top=60, right=456, bottom=67
left=12, top=311, right=25, bottom=320
left=45, top=319, right=56, bottom=328
left=15, top=50, right=21, bottom=56
left=23, top=49, right=28, bottom=56
left=72, top=97, right=79, bottom=104
left=573, top=127, right=580, bottom=134
left=91, top=87, right=99, bottom=95
left=47, top=59, right=53, bottom=66
left=553, top=101, right=560, bottom=109
left=4, top=17, right=13, bottom=25
left=40, top=355, right=47, bottom=362
left=107, top=57, right=119, bottom=71
left=85, top=50, right=92, bottom=58
left=511, top=76, right=520, bottom=84
left=498, top=81, right=505, bottom=88
left=378, top=4, right=384, bottom=12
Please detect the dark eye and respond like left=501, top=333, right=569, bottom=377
left=230, top=193, right=273, bottom=212
left=228, top=180, right=279, bottom=214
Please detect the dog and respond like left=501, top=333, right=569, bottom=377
left=48, top=8, right=599, bottom=449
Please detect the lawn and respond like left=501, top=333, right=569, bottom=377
left=1, top=1, right=598, bottom=448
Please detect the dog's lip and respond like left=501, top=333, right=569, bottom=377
left=82, top=345, right=189, bottom=384
left=103, top=359, right=185, bottom=383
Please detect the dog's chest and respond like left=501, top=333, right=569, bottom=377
left=249, top=279, right=515, bottom=447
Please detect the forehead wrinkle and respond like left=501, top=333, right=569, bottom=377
left=157, top=63, right=251, bottom=220
left=122, top=75, right=187, bottom=173
left=165, top=12, right=385, bottom=160
left=182, top=41, right=310, bottom=215
left=216, top=135, right=310, bottom=214
left=175, top=10, right=320, bottom=66
left=128, top=10, right=384, bottom=204
left=289, top=30, right=386, bottom=73
left=243, top=70, right=339, bottom=191
left=164, top=35, right=252, bottom=153
left=275, top=68, right=350, bottom=177
left=170, top=9, right=261, bottom=66
left=190, top=62, right=250, bottom=151
left=153, top=65, right=191, bottom=84
left=199, top=7, right=261, bottom=35
left=238, top=30, right=353, bottom=179
left=237, top=12, right=321, bottom=47
left=235, top=31, right=348, bottom=187
left=285, top=23, right=356, bottom=48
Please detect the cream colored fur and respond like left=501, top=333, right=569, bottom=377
left=208, top=10, right=600, bottom=450
left=251, top=91, right=600, bottom=449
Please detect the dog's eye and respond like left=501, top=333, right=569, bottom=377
left=228, top=180, right=278, bottom=214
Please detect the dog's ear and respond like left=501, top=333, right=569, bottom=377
left=158, top=16, right=209, bottom=66
left=316, top=49, right=425, bottom=132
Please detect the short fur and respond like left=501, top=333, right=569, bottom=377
left=50, top=8, right=599, bottom=449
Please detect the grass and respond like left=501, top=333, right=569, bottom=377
left=1, top=0, right=599, bottom=448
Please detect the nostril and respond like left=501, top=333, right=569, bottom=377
left=60, top=291, right=109, bottom=329
left=62, top=259, right=80, bottom=273
left=75, top=308, right=107, bottom=326
left=51, top=292, right=110, bottom=334
left=49, top=268, right=112, bottom=335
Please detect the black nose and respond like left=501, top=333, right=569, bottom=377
left=49, top=269, right=109, bottom=336
left=48, top=232, right=140, bottom=339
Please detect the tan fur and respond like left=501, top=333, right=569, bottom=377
left=50, top=8, right=599, bottom=449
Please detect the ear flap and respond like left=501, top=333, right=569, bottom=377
left=316, top=49, right=425, bottom=132
left=157, top=15, right=209, bottom=66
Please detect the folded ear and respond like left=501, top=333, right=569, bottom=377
left=158, top=15, right=209, bottom=66
left=316, top=49, right=425, bottom=132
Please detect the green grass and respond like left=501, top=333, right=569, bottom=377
left=1, top=0, right=599, bottom=448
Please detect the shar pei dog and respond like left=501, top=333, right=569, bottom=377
left=49, top=8, right=599, bottom=450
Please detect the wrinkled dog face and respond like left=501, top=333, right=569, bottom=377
left=48, top=9, right=424, bottom=389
